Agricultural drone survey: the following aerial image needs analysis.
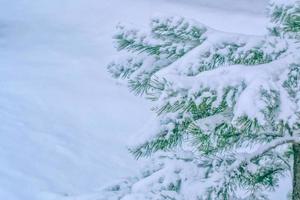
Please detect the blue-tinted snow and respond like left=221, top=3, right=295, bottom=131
left=0, top=0, right=285, bottom=199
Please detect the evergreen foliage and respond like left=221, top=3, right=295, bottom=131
left=105, top=0, right=300, bottom=199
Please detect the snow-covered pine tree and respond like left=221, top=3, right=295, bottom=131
left=105, top=0, right=300, bottom=199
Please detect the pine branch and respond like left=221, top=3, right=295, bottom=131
left=229, top=136, right=300, bottom=173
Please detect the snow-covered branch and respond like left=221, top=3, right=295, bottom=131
left=230, top=136, right=300, bottom=171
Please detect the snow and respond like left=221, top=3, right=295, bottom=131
left=0, top=0, right=277, bottom=199
left=270, top=0, right=299, bottom=5
left=157, top=55, right=294, bottom=123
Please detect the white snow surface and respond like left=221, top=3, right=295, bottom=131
left=0, top=0, right=283, bottom=199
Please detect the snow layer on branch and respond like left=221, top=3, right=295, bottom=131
left=96, top=152, right=208, bottom=200
left=155, top=32, right=287, bottom=76
left=157, top=54, right=298, bottom=125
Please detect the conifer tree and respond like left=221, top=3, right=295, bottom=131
left=105, top=0, right=300, bottom=199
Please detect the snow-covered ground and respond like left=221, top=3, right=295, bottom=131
left=0, top=0, right=274, bottom=199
